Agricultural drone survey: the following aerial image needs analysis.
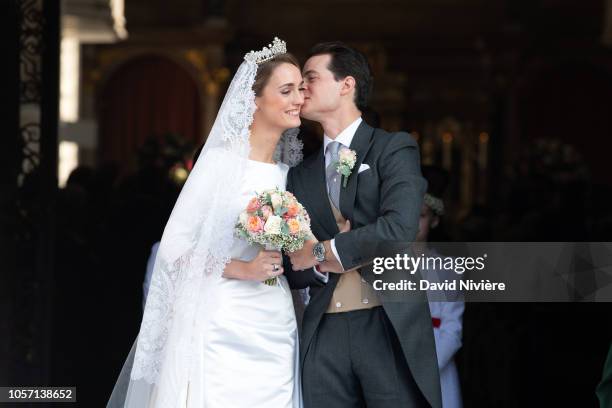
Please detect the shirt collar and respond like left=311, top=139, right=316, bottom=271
left=323, top=117, right=363, bottom=153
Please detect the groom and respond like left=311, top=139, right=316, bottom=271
left=285, top=42, right=442, bottom=408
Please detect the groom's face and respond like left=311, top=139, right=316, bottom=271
left=300, top=54, right=343, bottom=121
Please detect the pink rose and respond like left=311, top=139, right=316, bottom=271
left=246, top=216, right=264, bottom=233
left=261, top=205, right=273, bottom=220
left=285, top=203, right=299, bottom=218
left=287, top=218, right=301, bottom=234
left=246, top=197, right=261, bottom=213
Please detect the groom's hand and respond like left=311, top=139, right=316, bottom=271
left=317, top=220, right=351, bottom=273
left=287, top=239, right=318, bottom=271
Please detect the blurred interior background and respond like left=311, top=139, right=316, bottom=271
left=1, top=0, right=612, bottom=406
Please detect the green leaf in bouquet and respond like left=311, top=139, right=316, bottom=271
left=281, top=222, right=289, bottom=235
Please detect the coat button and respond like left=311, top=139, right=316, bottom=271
left=362, top=298, right=369, bottom=304
left=336, top=302, right=342, bottom=308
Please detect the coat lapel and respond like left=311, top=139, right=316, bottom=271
left=339, top=121, right=375, bottom=223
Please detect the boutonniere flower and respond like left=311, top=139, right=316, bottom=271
left=335, top=148, right=357, bottom=188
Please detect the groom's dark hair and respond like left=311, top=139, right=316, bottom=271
left=307, top=41, right=373, bottom=110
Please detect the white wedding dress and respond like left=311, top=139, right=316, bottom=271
left=191, top=159, right=300, bottom=407
left=109, top=45, right=305, bottom=408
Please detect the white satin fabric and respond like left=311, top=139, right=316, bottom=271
left=195, top=159, right=301, bottom=408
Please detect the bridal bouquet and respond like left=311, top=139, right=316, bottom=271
left=235, top=188, right=312, bottom=286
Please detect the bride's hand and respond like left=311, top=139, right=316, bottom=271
left=247, top=250, right=284, bottom=282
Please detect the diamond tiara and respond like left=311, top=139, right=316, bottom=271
left=244, top=37, right=287, bottom=65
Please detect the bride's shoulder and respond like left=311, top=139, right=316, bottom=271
left=202, top=147, right=243, bottom=164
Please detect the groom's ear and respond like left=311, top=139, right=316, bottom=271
left=340, top=76, right=356, bottom=97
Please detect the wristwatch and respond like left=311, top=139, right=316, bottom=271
left=313, top=242, right=326, bottom=263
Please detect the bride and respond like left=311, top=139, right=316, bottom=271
left=108, top=38, right=305, bottom=407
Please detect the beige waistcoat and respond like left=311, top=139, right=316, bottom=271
left=325, top=200, right=381, bottom=313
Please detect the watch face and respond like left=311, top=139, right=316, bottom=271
left=313, top=243, right=325, bottom=261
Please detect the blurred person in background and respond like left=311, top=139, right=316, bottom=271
left=414, top=165, right=464, bottom=408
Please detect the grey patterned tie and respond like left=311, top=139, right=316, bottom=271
left=325, top=141, right=342, bottom=210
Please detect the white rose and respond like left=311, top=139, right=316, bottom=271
left=270, top=193, right=283, bottom=211
left=299, top=217, right=311, bottom=233
left=264, top=215, right=282, bottom=235
left=239, top=212, right=248, bottom=226
left=339, top=148, right=356, bottom=167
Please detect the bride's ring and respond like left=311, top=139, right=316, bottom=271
left=272, top=264, right=279, bottom=272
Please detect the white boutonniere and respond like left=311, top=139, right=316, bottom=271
left=335, top=148, right=357, bottom=188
